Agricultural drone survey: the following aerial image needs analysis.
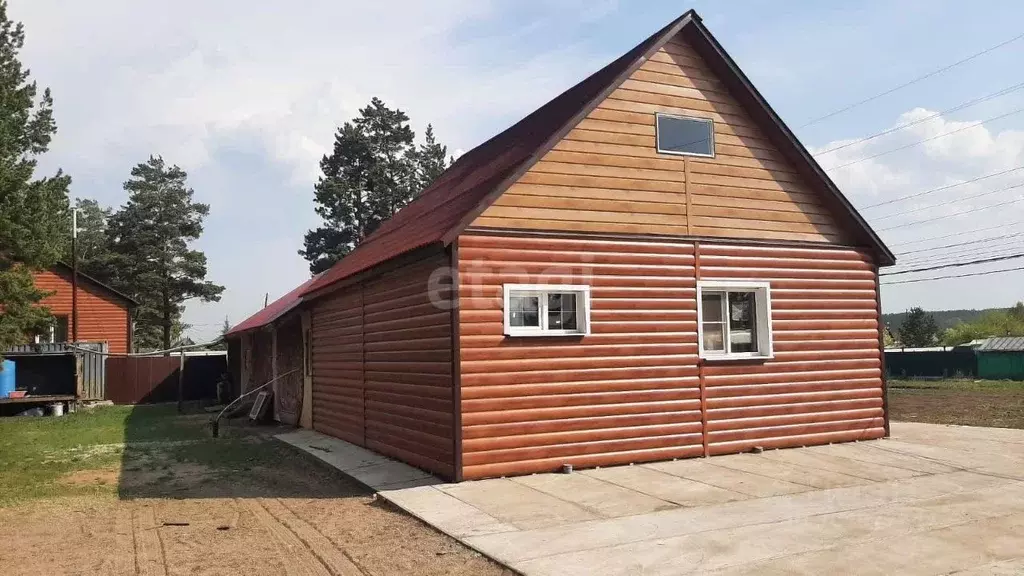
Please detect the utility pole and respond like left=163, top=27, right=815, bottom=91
left=71, top=207, right=79, bottom=343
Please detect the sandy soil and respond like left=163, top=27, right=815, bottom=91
left=0, top=442, right=512, bottom=576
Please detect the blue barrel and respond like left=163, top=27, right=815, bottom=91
left=0, top=359, right=14, bottom=398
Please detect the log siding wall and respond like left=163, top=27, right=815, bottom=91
left=472, top=37, right=850, bottom=245
left=457, top=234, right=883, bottom=480
left=310, top=252, right=455, bottom=479
left=33, top=269, right=131, bottom=354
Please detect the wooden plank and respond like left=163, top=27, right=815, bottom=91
left=472, top=216, right=689, bottom=236
left=506, top=182, right=683, bottom=204
left=491, top=194, right=685, bottom=215
left=526, top=161, right=686, bottom=186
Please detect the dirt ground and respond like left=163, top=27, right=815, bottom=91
left=0, top=407, right=512, bottom=576
left=888, top=379, right=1024, bottom=429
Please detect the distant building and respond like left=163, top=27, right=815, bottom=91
left=31, top=263, right=138, bottom=354
left=973, top=337, right=1024, bottom=380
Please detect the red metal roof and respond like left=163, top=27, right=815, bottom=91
left=300, top=17, right=680, bottom=299
left=226, top=274, right=321, bottom=336
left=301, top=9, right=893, bottom=299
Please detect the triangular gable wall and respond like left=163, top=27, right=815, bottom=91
left=471, top=33, right=849, bottom=245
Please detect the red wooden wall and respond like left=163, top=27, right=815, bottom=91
left=309, top=251, right=456, bottom=479
left=33, top=268, right=131, bottom=354
left=457, top=234, right=883, bottom=480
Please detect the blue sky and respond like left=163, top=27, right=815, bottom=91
left=12, top=0, right=1024, bottom=341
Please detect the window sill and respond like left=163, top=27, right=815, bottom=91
left=700, top=353, right=774, bottom=363
left=504, top=330, right=587, bottom=338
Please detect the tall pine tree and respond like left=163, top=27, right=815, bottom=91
left=65, top=198, right=114, bottom=280
left=0, top=1, right=71, bottom=350
left=300, top=98, right=450, bottom=273
left=106, top=156, right=224, bottom=350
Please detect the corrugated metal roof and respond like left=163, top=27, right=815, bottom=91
left=300, top=9, right=894, bottom=299
left=975, top=336, right=1024, bottom=352
left=225, top=274, right=321, bottom=336
left=299, top=17, right=678, bottom=299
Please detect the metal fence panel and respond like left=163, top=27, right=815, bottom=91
left=884, top=349, right=977, bottom=379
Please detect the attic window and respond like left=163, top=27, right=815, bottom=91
left=656, top=114, right=714, bottom=157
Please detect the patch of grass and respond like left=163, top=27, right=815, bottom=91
left=0, top=405, right=215, bottom=506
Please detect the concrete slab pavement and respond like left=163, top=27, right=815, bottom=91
left=279, top=422, right=1024, bottom=575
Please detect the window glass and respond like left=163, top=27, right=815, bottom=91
left=700, top=292, right=726, bottom=352
left=509, top=294, right=540, bottom=328
left=54, top=316, right=69, bottom=343
left=728, top=292, right=757, bottom=353
left=547, top=293, right=578, bottom=330
left=657, top=115, right=714, bottom=156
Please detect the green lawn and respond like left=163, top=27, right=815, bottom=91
left=0, top=405, right=284, bottom=506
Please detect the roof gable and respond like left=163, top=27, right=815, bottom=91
left=471, top=38, right=854, bottom=243
left=50, top=263, right=139, bottom=307
left=303, top=10, right=892, bottom=298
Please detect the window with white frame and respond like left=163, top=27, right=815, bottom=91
left=697, top=281, right=772, bottom=359
left=503, top=285, right=591, bottom=336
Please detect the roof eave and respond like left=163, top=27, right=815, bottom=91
left=53, top=262, right=141, bottom=307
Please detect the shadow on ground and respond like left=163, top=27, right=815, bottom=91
left=116, top=403, right=365, bottom=500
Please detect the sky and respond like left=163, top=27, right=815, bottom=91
left=10, top=0, right=1024, bottom=342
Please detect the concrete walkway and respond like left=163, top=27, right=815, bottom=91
left=278, top=423, right=1024, bottom=575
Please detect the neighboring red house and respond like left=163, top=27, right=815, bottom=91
left=248, top=10, right=894, bottom=482
left=32, top=263, right=138, bottom=354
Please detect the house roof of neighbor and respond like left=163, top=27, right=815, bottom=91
left=52, top=262, right=140, bottom=307
left=301, top=9, right=895, bottom=299
left=226, top=274, right=322, bottom=337
left=975, top=336, right=1024, bottom=352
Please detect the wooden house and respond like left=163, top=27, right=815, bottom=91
left=268, top=10, right=894, bottom=481
left=31, top=263, right=138, bottom=354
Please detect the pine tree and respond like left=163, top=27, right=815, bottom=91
left=66, top=198, right=114, bottom=280
left=106, top=156, right=224, bottom=350
left=0, top=1, right=71, bottom=350
left=413, top=124, right=450, bottom=191
left=899, top=307, right=939, bottom=348
left=300, top=98, right=450, bottom=274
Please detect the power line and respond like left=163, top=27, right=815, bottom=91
left=877, top=195, right=1024, bottom=232
left=899, top=238, right=1024, bottom=261
left=828, top=105, right=1024, bottom=171
left=815, top=81, right=1024, bottom=157
left=871, top=181, right=1024, bottom=221
left=861, top=166, right=1024, bottom=209
left=881, top=251, right=1024, bottom=277
left=897, top=243, right=1024, bottom=268
left=896, top=231, right=1024, bottom=256
left=798, top=30, right=1024, bottom=129
left=881, top=264, right=1024, bottom=285
left=889, top=221, right=1023, bottom=247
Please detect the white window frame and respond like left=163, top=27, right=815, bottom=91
left=655, top=113, right=716, bottom=158
left=503, top=284, right=591, bottom=337
left=696, top=280, right=773, bottom=360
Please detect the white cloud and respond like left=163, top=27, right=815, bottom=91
left=10, top=0, right=615, bottom=341
left=813, top=106, right=1024, bottom=314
